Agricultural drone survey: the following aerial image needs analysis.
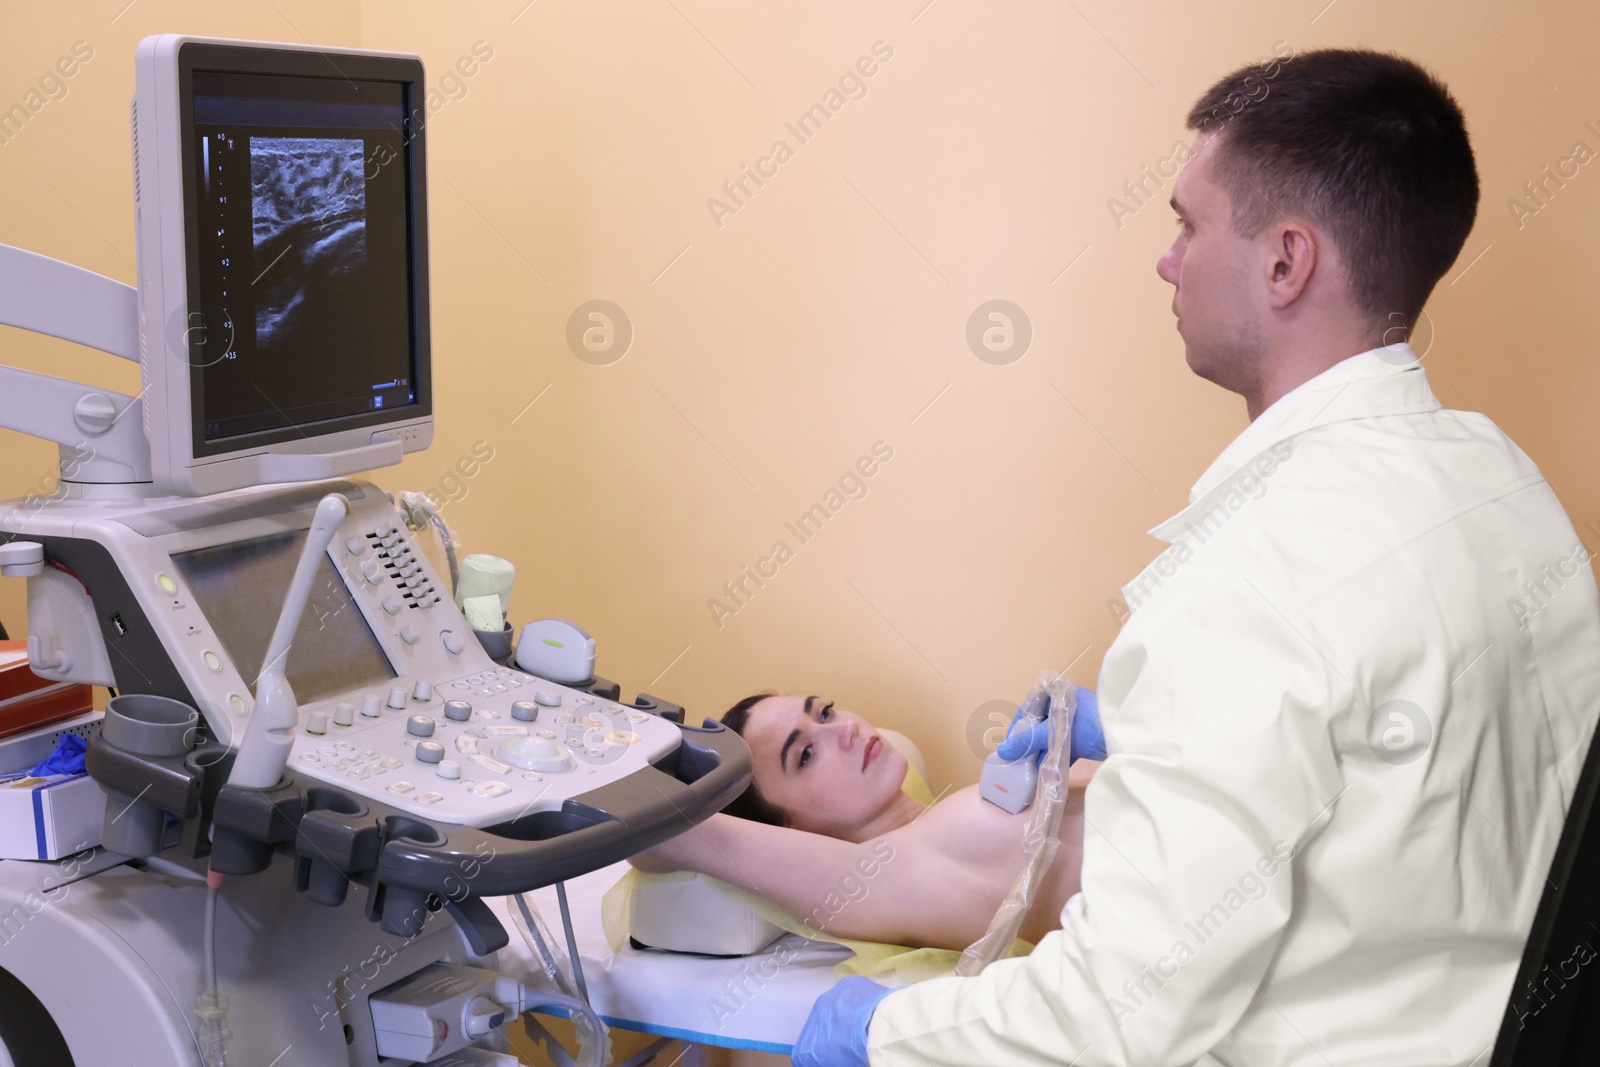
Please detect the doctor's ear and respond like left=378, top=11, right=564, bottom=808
left=1264, top=222, right=1321, bottom=308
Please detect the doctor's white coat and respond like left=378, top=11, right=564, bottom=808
left=869, top=345, right=1600, bottom=1066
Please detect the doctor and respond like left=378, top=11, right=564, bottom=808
left=794, top=47, right=1600, bottom=1066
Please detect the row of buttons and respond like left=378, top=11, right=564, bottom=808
left=360, top=524, right=441, bottom=610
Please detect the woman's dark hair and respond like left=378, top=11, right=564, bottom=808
left=719, top=693, right=787, bottom=826
left=1186, top=47, right=1478, bottom=335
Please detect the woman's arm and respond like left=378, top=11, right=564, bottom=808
left=628, top=810, right=998, bottom=949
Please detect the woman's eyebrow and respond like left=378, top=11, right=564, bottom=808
left=780, top=727, right=802, bottom=771
left=782, top=696, right=823, bottom=771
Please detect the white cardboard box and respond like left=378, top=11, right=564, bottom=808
left=0, top=771, right=105, bottom=860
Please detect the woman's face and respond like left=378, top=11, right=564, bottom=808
left=737, top=695, right=909, bottom=839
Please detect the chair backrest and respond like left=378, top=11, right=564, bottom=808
left=1490, top=718, right=1600, bottom=1065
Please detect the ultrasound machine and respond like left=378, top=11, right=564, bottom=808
left=0, top=35, right=748, bottom=1066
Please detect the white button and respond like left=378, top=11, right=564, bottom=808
left=387, top=687, right=409, bottom=710
left=400, top=625, right=420, bottom=645
left=521, top=772, right=543, bottom=782
left=412, top=680, right=433, bottom=702
left=362, top=694, right=384, bottom=718
left=468, top=781, right=512, bottom=798
left=497, top=668, right=513, bottom=677
left=442, top=630, right=466, bottom=655
left=298, top=754, right=320, bottom=763
left=345, top=537, right=364, bottom=555
left=334, top=703, right=355, bottom=726
left=361, top=558, right=382, bottom=583
left=306, top=712, right=329, bottom=735
left=229, top=694, right=248, bottom=715
left=416, top=792, right=442, bottom=805
left=335, top=741, right=354, bottom=751
left=387, top=781, right=415, bottom=794
left=471, top=754, right=512, bottom=774
left=452, top=680, right=471, bottom=690
left=485, top=725, right=529, bottom=736
left=382, top=595, right=402, bottom=615
left=203, top=650, right=222, bottom=671
left=437, top=760, right=462, bottom=780
left=628, top=712, right=649, bottom=724
left=319, top=746, right=339, bottom=757
left=455, top=735, right=479, bottom=754
left=535, top=690, right=563, bottom=708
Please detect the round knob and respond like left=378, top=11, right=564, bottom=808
left=497, top=735, right=573, bottom=774
left=345, top=537, right=364, bottom=556
left=305, top=711, right=329, bottom=735
left=511, top=700, right=538, bottom=722
left=361, top=694, right=383, bottom=718
left=411, top=680, right=432, bottom=702
left=406, top=715, right=435, bottom=737
left=361, top=558, right=381, bottom=583
left=387, top=687, right=409, bottom=710
left=441, top=629, right=465, bottom=655
left=382, top=594, right=402, bottom=615
left=445, top=700, right=472, bottom=722
left=400, top=625, right=420, bottom=645
left=436, top=759, right=461, bottom=779
left=415, top=741, right=444, bottom=764
left=534, top=689, right=563, bottom=708
left=333, top=702, right=355, bottom=726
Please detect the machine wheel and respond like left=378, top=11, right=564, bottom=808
left=0, top=965, right=73, bottom=1066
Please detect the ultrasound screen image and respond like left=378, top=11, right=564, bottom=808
left=250, top=137, right=368, bottom=350
left=189, top=72, right=418, bottom=450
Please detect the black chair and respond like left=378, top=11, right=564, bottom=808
left=1490, top=719, right=1600, bottom=1065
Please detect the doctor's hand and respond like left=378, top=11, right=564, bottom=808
left=995, top=685, right=1105, bottom=764
left=791, top=976, right=894, bottom=1067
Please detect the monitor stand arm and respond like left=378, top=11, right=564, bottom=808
left=0, top=243, right=151, bottom=485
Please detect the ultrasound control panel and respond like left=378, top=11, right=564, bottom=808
left=42, top=476, right=686, bottom=827
left=287, top=666, right=682, bottom=826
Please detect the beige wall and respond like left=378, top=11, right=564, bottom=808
left=3, top=1, right=1597, bottom=797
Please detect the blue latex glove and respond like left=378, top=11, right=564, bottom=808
left=995, top=685, right=1105, bottom=763
left=791, top=977, right=894, bottom=1067
left=30, top=734, right=88, bottom=777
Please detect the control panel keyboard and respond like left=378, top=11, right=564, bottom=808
left=289, top=666, right=683, bottom=826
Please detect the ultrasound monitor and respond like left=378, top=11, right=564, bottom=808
left=133, top=36, right=433, bottom=496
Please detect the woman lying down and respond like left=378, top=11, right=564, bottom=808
left=629, top=692, right=1101, bottom=953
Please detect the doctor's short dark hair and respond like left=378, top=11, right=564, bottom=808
left=719, top=693, right=787, bottom=827
left=1186, top=46, right=1479, bottom=334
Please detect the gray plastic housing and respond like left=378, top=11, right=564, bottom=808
left=86, top=709, right=751, bottom=954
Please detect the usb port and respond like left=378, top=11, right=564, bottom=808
left=109, top=613, right=128, bottom=637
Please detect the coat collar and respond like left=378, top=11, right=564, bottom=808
left=1148, top=344, right=1443, bottom=544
